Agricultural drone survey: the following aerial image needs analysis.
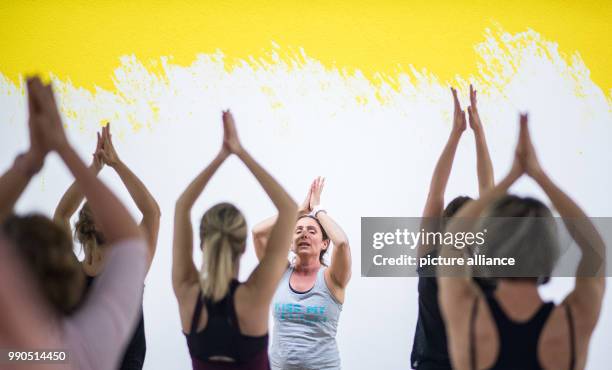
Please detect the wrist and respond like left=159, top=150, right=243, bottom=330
left=218, top=148, right=230, bottom=160
left=530, top=168, right=547, bottom=183
left=108, top=159, right=122, bottom=169
left=14, top=151, right=44, bottom=177
left=56, top=142, right=74, bottom=158
left=450, top=129, right=463, bottom=140
left=234, top=146, right=246, bottom=158
left=310, top=205, right=327, bottom=218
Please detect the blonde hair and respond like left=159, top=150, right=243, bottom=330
left=199, top=203, right=247, bottom=302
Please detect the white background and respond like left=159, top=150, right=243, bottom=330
left=1, top=29, right=611, bottom=369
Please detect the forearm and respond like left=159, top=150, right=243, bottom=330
left=317, top=212, right=349, bottom=247
left=474, top=128, right=494, bottom=194
left=54, top=163, right=100, bottom=222
left=57, top=145, right=140, bottom=243
left=236, top=149, right=296, bottom=216
left=112, top=160, right=160, bottom=217
left=428, top=131, right=461, bottom=201
left=318, top=212, right=352, bottom=285
left=0, top=152, right=40, bottom=223
left=534, top=170, right=605, bottom=276
left=451, top=168, right=519, bottom=221
left=176, top=151, right=227, bottom=212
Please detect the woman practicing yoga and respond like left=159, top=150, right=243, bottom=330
left=173, top=110, right=297, bottom=369
left=438, top=114, right=606, bottom=370
left=0, top=77, right=148, bottom=370
left=54, top=123, right=160, bottom=370
left=411, top=85, right=495, bottom=370
left=253, top=177, right=352, bottom=370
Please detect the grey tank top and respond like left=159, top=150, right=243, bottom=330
left=270, top=266, right=343, bottom=370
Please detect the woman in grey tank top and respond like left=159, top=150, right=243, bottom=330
left=253, top=177, right=352, bottom=370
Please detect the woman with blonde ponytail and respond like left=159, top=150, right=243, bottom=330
left=173, top=110, right=297, bottom=370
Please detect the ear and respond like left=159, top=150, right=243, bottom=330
left=322, top=239, right=331, bottom=251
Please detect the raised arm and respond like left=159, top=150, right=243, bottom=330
left=222, top=111, right=297, bottom=308
left=520, top=118, right=605, bottom=331
left=173, top=144, right=228, bottom=298
left=467, top=84, right=494, bottom=195
left=53, top=133, right=104, bottom=237
left=252, top=181, right=311, bottom=261
left=438, top=114, right=526, bottom=312
left=29, top=77, right=141, bottom=244
left=419, top=87, right=466, bottom=257
left=309, top=177, right=351, bottom=289
left=0, top=81, right=48, bottom=224
left=100, top=123, right=161, bottom=269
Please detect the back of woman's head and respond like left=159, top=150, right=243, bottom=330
left=441, top=196, right=473, bottom=230
left=75, top=202, right=106, bottom=257
left=199, top=203, right=247, bottom=302
left=2, top=214, right=84, bottom=315
left=479, top=195, right=559, bottom=284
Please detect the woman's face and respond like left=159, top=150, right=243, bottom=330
left=292, top=217, right=329, bottom=259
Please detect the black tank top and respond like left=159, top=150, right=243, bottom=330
left=469, top=293, right=575, bottom=370
left=411, top=250, right=496, bottom=370
left=184, top=280, right=269, bottom=370
left=85, top=275, right=146, bottom=370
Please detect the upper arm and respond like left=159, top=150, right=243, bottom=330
left=252, top=230, right=268, bottom=262
left=242, top=215, right=293, bottom=310
left=53, top=211, right=73, bottom=241
left=139, top=205, right=161, bottom=268
left=564, top=277, right=605, bottom=333
left=328, top=240, right=352, bottom=289
left=172, top=204, right=199, bottom=295
left=438, top=277, right=479, bottom=325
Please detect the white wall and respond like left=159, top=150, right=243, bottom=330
left=1, top=29, right=611, bottom=369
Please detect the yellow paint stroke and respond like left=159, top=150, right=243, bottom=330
left=1, top=0, right=610, bottom=94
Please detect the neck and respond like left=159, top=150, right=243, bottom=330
left=496, top=279, right=542, bottom=306
left=294, top=254, right=321, bottom=274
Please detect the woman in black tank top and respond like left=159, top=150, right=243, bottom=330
left=55, top=123, right=160, bottom=370
left=437, top=115, right=605, bottom=370
left=172, top=110, right=297, bottom=370
left=412, top=85, right=496, bottom=370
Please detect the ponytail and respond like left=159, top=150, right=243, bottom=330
left=199, top=203, right=247, bottom=302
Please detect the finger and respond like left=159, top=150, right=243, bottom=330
left=519, top=113, right=530, bottom=143
left=96, top=132, right=102, bottom=150
left=451, top=87, right=459, bottom=109
left=41, top=84, right=57, bottom=114
left=28, top=77, right=46, bottom=112
left=320, top=177, right=325, bottom=192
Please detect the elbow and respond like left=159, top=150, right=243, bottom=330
left=151, top=201, right=162, bottom=220
left=335, top=239, right=350, bottom=251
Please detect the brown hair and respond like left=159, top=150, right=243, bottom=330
left=75, top=202, right=106, bottom=258
left=297, top=215, right=330, bottom=266
left=3, top=214, right=84, bottom=315
left=199, top=203, right=247, bottom=302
